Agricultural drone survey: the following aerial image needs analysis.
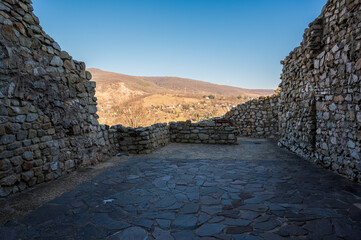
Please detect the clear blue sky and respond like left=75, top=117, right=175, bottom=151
left=33, top=0, right=327, bottom=89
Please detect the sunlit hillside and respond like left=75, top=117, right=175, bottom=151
left=88, top=68, right=275, bottom=127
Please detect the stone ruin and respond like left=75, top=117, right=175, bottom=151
left=279, top=0, right=361, bottom=183
left=227, top=0, right=361, bottom=183
left=0, top=0, right=360, bottom=197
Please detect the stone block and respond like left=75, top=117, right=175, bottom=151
left=0, top=174, right=18, bottom=186
left=0, top=134, right=15, bottom=145
left=15, top=115, right=26, bottom=123
left=64, top=160, right=75, bottom=170
left=23, top=151, right=34, bottom=161
left=199, top=134, right=209, bottom=140
left=50, top=56, right=63, bottom=67
left=16, top=130, right=28, bottom=140
left=0, top=159, right=11, bottom=171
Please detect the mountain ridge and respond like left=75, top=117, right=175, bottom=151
left=88, top=68, right=275, bottom=97
left=87, top=68, right=276, bottom=126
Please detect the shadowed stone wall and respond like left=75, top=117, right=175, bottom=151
left=223, top=0, right=361, bottom=183
left=169, top=120, right=237, bottom=145
left=111, top=123, right=170, bottom=154
left=224, top=96, right=278, bottom=138
left=279, top=0, right=361, bottom=183
left=110, top=121, right=238, bottom=154
left=0, top=0, right=116, bottom=197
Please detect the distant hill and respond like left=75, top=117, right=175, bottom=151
left=87, top=68, right=275, bottom=126
left=139, top=76, right=274, bottom=97
left=88, top=68, right=275, bottom=97
left=88, top=68, right=166, bottom=94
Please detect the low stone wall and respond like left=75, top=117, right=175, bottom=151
left=111, top=123, right=169, bottom=154
left=224, top=96, right=279, bottom=138
left=110, top=120, right=238, bottom=155
left=169, top=120, right=237, bottom=144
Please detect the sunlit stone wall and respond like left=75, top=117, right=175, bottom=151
left=224, top=96, right=279, bottom=139
left=279, top=0, right=361, bottom=182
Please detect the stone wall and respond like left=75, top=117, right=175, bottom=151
left=111, top=123, right=170, bottom=154
left=1, top=0, right=361, bottom=197
left=169, top=120, right=237, bottom=144
left=0, top=0, right=116, bottom=197
left=224, top=96, right=279, bottom=138
left=109, top=121, right=238, bottom=154
left=279, top=0, right=361, bottom=182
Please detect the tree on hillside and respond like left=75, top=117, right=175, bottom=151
left=113, top=95, right=149, bottom=128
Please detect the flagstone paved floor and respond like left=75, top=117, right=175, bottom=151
left=1, top=138, right=361, bottom=240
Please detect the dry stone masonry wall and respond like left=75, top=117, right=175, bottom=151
left=169, top=120, right=237, bottom=144
left=110, top=121, right=238, bottom=154
left=112, top=123, right=170, bottom=154
left=0, top=0, right=116, bottom=197
left=224, top=96, right=279, bottom=138
left=279, top=0, right=361, bottom=183
left=1, top=0, right=360, bottom=197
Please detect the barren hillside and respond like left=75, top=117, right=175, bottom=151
left=139, top=76, right=274, bottom=97
left=88, top=68, right=275, bottom=126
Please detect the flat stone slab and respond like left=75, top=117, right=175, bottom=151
left=1, top=138, right=361, bottom=239
left=196, top=223, right=225, bottom=236
left=108, top=226, right=147, bottom=240
left=171, top=215, right=197, bottom=230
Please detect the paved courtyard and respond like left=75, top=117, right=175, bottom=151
left=1, top=138, right=361, bottom=239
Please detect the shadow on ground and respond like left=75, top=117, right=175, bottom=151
left=1, top=138, right=361, bottom=239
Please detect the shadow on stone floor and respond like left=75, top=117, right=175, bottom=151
left=1, top=138, right=361, bottom=240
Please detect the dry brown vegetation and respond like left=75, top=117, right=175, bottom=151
left=88, top=68, right=275, bottom=127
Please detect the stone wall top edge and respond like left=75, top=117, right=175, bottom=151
left=1, top=0, right=89, bottom=75
left=281, top=0, right=334, bottom=64
left=110, top=122, right=168, bottom=131
left=226, top=94, right=279, bottom=112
